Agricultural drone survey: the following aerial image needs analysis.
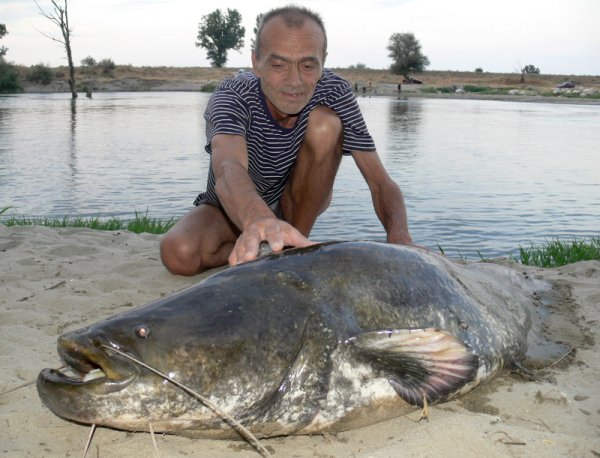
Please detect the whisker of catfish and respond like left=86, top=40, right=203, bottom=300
left=101, top=345, right=270, bottom=458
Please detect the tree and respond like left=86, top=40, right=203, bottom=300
left=35, top=0, right=77, bottom=98
left=81, top=55, right=96, bottom=67
left=250, top=13, right=264, bottom=52
left=0, top=23, right=20, bottom=92
left=196, top=9, right=245, bottom=68
left=518, top=63, right=540, bottom=83
left=387, top=32, right=430, bottom=78
left=522, top=64, right=540, bottom=74
left=1, top=23, right=8, bottom=58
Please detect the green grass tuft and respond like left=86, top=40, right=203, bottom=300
left=514, top=237, right=600, bottom=268
left=0, top=210, right=177, bottom=235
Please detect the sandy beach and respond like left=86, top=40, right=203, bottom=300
left=1, top=225, right=599, bottom=457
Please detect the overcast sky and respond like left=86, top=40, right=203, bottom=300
left=1, top=0, right=599, bottom=75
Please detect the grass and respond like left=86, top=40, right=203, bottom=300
left=0, top=208, right=177, bottom=235
left=3, top=207, right=599, bottom=267
left=514, top=237, right=600, bottom=268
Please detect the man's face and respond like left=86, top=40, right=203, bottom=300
left=252, top=17, right=325, bottom=120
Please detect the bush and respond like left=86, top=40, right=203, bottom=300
left=463, top=85, right=490, bottom=93
left=81, top=55, right=96, bottom=67
left=200, top=82, right=217, bottom=92
left=98, top=58, right=116, bottom=76
left=26, top=63, right=53, bottom=85
left=0, top=60, right=21, bottom=92
left=474, top=67, right=483, bottom=73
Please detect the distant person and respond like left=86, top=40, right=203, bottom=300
left=160, top=5, right=413, bottom=276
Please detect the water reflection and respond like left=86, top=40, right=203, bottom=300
left=385, top=98, right=422, bottom=167
left=1, top=93, right=599, bottom=259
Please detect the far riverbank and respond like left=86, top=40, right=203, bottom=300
left=9, top=65, right=600, bottom=104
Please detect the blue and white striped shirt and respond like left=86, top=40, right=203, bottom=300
left=194, top=69, right=375, bottom=207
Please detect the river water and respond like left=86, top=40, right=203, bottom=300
left=1, top=92, right=598, bottom=258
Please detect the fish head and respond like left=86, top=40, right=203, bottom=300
left=36, top=278, right=307, bottom=434
left=37, top=310, right=208, bottom=432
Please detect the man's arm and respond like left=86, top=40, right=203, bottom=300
left=352, top=150, right=413, bottom=245
left=211, top=134, right=313, bottom=265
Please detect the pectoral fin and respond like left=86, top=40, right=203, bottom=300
left=347, top=328, right=478, bottom=406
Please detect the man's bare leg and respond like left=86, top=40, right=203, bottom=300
left=280, top=106, right=343, bottom=236
left=160, top=204, right=239, bottom=276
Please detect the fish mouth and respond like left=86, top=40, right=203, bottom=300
left=38, top=335, right=139, bottom=395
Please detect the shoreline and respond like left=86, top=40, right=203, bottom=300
left=12, top=83, right=600, bottom=106
left=6, top=65, right=600, bottom=106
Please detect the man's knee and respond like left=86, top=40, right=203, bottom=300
left=160, top=232, right=201, bottom=276
left=304, top=106, right=343, bottom=151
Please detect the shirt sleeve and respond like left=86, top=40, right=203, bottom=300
left=204, top=85, right=250, bottom=154
left=323, top=79, right=376, bottom=155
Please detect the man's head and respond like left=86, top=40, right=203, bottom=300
left=254, top=6, right=327, bottom=61
left=252, top=6, right=327, bottom=121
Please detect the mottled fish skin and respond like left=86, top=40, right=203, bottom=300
left=37, top=242, right=541, bottom=437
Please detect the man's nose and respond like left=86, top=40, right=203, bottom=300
left=285, top=66, right=302, bottom=87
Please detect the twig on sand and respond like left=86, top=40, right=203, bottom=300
left=0, top=380, right=36, bottom=396
left=148, top=423, right=160, bottom=458
left=102, top=345, right=271, bottom=457
left=492, top=430, right=526, bottom=446
left=83, top=424, right=96, bottom=458
left=547, top=345, right=575, bottom=368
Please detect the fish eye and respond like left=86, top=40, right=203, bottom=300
left=135, top=325, right=150, bottom=338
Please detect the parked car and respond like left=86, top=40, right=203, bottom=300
left=402, top=76, right=423, bottom=84
left=556, top=81, right=575, bottom=89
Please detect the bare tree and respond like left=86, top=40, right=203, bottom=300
left=34, top=0, right=77, bottom=98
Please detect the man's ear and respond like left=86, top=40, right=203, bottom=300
left=251, top=50, right=259, bottom=73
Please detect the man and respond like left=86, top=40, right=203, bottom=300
left=160, top=5, right=412, bottom=276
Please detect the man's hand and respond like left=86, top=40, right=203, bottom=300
left=387, top=229, right=413, bottom=246
left=228, top=216, right=315, bottom=266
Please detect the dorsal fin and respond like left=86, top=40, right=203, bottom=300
left=347, top=328, right=479, bottom=406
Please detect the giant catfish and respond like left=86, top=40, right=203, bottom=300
left=37, top=242, right=553, bottom=438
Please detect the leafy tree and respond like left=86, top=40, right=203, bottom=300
left=35, top=0, right=77, bottom=98
left=1, top=23, right=8, bottom=58
left=519, top=64, right=540, bottom=83
left=0, top=61, right=20, bottom=92
left=387, top=32, right=430, bottom=78
left=522, top=64, right=540, bottom=74
left=0, top=24, right=20, bottom=92
left=250, top=13, right=264, bottom=52
left=475, top=67, right=483, bottom=73
left=196, top=9, right=245, bottom=67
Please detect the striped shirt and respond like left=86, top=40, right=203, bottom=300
left=194, top=69, right=376, bottom=207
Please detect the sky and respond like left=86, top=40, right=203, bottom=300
left=1, top=0, right=599, bottom=75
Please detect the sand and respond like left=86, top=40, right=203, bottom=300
left=1, top=225, right=599, bottom=457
